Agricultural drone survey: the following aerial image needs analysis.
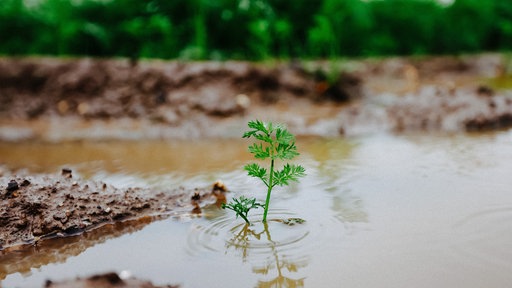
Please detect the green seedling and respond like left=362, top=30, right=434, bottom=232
left=222, top=120, right=306, bottom=224
left=222, top=196, right=264, bottom=225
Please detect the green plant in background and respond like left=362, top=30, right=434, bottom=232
left=222, top=120, right=306, bottom=224
left=3, top=0, right=512, bottom=59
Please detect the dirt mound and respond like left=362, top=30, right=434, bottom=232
left=0, top=58, right=361, bottom=121
left=336, top=84, right=512, bottom=134
left=1, top=54, right=512, bottom=140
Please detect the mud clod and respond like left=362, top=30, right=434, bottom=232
left=61, top=168, right=72, bottom=178
left=44, top=272, right=179, bottom=288
left=21, top=179, right=31, bottom=186
left=477, top=85, right=494, bottom=96
left=191, top=192, right=201, bottom=201
left=6, top=179, right=18, bottom=192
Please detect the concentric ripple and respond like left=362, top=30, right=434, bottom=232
left=186, top=209, right=320, bottom=265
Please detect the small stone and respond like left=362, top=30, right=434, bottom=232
left=61, top=168, right=72, bottom=178
left=77, top=102, right=89, bottom=115
left=235, top=94, right=251, bottom=110
left=6, top=180, right=18, bottom=192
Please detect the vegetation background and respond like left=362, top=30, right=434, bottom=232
left=1, top=0, right=511, bottom=60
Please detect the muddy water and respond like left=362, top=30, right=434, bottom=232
left=2, top=131, right=512, bottom=288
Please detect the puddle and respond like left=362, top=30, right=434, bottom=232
left=2, top=131, right=512, bottom=287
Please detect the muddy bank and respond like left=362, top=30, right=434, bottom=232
left=1, top=54, right=511, bottom=140
left=0, top=169, right=222, bottom=286
left=0, top=169, right=226, bottom=250
left=0, top=57, right=362, bottom=139
left=337, top=84, right=512, bottom=134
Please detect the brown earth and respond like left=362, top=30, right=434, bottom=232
left=1, top=54, right=511, bottom=141
left=0, top=168, right=226, bottom=251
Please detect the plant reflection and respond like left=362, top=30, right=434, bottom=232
left=226, top=221, right=307, bottom=288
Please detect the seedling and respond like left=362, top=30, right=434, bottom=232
left=222, top=120, right=306, bottom=224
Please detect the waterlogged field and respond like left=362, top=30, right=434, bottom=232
left=1, top=131, right=512, bottom=287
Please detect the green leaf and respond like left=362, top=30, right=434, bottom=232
left=276, top=142, right=299, bottom=160
left=222, top=196, right=264, bottom=224
left=254, top=133, right=273, bottom=143
left=247, top=120, right=269, bottom=135
left=244, top=163, right=267, bottom=178
left=275, top=127, right=295, bottom=145
left=272, top=164, right=306, bottom=187
left=243, top=120, right=265, bottom=139
left=244, top=163, right=269, bottom=187
left=242, top=130, right=258, bottom=138
left=248, top=143, right=270, bottom=159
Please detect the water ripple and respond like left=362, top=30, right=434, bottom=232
left=186, top=209, right=325, bottom=266
left=451, top=206, right=512, bottom=269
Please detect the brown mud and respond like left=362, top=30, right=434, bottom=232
left=1, top=54, right=511, bottom=141
left=0, top=168, right=226, bottom=251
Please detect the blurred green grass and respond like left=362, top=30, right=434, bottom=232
left=1, top=0, right=511, bottom=60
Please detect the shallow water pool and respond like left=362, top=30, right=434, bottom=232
left=1, top=131, right=512, bottom=287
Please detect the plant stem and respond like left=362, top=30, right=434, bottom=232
left=240, top=213, right=251, bottom=225
left=263, top=158, right=274, bottom=222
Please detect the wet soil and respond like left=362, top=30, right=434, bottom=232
left=1, top=54, right=511, bottom=141
left=0, top=168, right=226, bottom=251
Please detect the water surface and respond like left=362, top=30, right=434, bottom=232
left=1, top=131, right=512, bottom=287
